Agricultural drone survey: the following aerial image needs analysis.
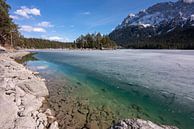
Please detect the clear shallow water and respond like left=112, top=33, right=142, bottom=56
left=26, top=49, right=194, bottom=129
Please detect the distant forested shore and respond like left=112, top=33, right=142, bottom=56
left=109, top=26, right=194, bottom=49
left=13, top=33, right=117, bottom=49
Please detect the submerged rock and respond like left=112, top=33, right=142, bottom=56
left=110, top=119, right=178, bottom=129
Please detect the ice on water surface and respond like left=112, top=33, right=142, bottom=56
left=35, top=49, right=194, bottom=106
left=28, top=49, right=194, bottom=129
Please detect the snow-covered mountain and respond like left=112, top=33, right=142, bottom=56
left=109, top=0, right=194, bottom=48
left=116, top=0, right=194, bottom=30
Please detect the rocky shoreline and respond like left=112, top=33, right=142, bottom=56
left=110, top=119, right=178, bottom=129
left=0, top=48, right=178, bottom=129
left=0, top=50, right=58, bottom=129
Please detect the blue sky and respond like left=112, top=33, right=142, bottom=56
left=8, top=0, right=176, bottom=42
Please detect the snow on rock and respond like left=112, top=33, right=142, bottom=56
left=182, top=0, right=194, bottom=4
left=140, top=23, right=152, bottom=28
left=115, top=0, right=194, bottom=30
left=190, top=14, right=194, bottom=21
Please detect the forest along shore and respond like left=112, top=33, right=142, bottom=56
left=0, top=50, right=59, bottom=129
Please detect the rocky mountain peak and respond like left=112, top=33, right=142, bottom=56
left=115, top=0, right=194, bottom=30
left=109, top=0, right=194, bottom=48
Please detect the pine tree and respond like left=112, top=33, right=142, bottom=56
left=0, top=0, right=13, bottom=46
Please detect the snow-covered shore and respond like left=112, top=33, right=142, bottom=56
left=0, top=50, right=58, bottom=129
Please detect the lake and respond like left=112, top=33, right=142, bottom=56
left=25, top=49, right=194, bottom=129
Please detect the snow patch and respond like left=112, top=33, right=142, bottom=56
left=190, top=14, right=194, bottom=21
left=141, top=24, right=152, bottom=28
left=167, top=27, right=175, bottom=33
left=182, top=0, right=194, bottom=4
left=128, top=13, right=135, bottom=17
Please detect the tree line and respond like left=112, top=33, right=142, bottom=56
left=109, top=24, right=194, bottom=49
left=0, top=0, right=21, bottom=47
left=75, top=33, right=117, bottom=49
left=15, top=37, right=74, bottom=49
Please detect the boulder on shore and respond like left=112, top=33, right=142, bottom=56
left=0, top=45, right=6, bottom=52
left=110, top=119, right=178, bottom=129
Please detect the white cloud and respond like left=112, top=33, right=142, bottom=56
left=10, top=15, right=19, bottom=20
left=81, top=11, right=91, bottom=15
left=38, top=21, right=54, bottom=28
left=43, top=36, right=69, bottom=42
left=14, top=6, right=41, bottom=18
left=48, top=36, right=63, bottom=41
left=20, top=25, right=46, bottom=32
left=33, top=28, right=46, bottom=32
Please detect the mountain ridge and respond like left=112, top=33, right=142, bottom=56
left=115, top=0, right=194, bottom=30
left=109, top=0, right=194, bottom=49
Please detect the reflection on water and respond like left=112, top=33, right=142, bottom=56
left=26, top=50, right=194, bottom=129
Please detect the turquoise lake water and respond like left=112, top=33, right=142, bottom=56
left=26, top=50, right=194, bottom=129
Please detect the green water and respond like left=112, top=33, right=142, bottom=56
left=25, top=50, right=194, bottom=129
